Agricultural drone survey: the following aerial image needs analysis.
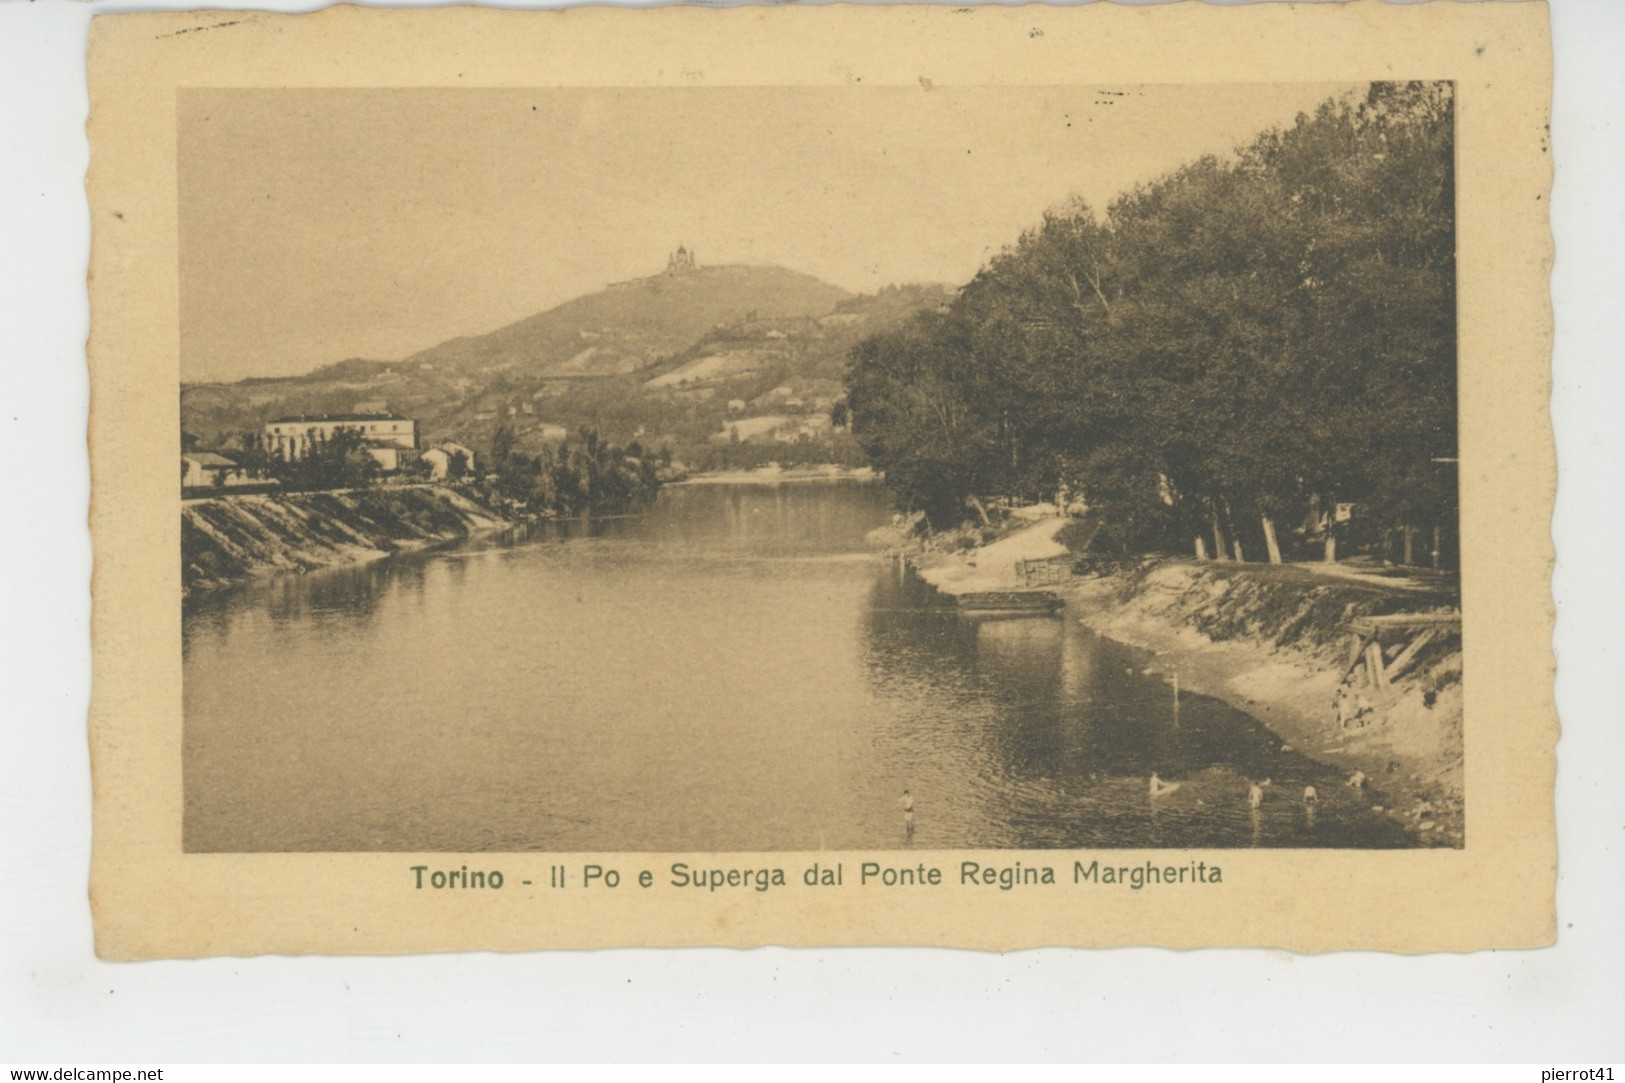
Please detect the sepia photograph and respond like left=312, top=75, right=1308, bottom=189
left=5, top=0, right=1611, bottom=1061
left=176, top=80, right=1462, bottom=855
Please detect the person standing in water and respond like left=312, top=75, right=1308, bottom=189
left=1149, top=772, right=1182, bottom=798
left=899, top=788, right=915, bottom=841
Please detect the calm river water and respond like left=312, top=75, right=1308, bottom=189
left=183, top=479, right=1410, bottom=851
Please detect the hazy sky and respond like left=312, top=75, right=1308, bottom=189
left=179, top=83, right=1356, bottom=383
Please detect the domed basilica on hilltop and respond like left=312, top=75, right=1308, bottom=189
left=665, top=244, right=698, bottom=276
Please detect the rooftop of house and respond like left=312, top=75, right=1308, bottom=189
left=183, top=452, right=239, bottom=467
left=267, top=413, right=412, bottom=424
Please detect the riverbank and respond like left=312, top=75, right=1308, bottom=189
left=182, top=486, right=511, bottom=598
left=675, top=464, right=880, bottom=485
left=897, top=517, right=1465, bottom=846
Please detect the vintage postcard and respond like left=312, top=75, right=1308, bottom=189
left=87, top=2, right=1555, bottom=957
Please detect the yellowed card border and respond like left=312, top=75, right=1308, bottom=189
left=87, top=2, right=1555, bottom=958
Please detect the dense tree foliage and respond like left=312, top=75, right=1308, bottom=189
left=236, top=426, right=380, bottom=492
left=480, top=423, right=663, bottom=516
left=846, top=82, right=1457, bottom=563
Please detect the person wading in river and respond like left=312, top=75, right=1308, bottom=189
left=1149, top=772, right=1182, bottom=798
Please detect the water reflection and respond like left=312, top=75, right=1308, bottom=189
left=860, top=562, right=1410, bottom=849
left=183, top=480, right=1410, bottom=852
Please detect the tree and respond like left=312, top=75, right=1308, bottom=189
left=271, top=426, right=377, bottom=491
left=845, top=81, right=1457, bottom=562
left=846, top=311, right=998, bottom=524
left=492, top=422, right=516, bottom=464
left=234, top=433, right=276, bottom=478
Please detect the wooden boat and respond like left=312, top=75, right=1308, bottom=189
left=953, top=590, right=1065, bottom=619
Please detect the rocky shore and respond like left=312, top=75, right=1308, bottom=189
left=181, top=485, right=511, bottom=598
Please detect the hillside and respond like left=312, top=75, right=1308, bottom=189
left=180, top=266, right=950, bottom=468
left=407, top=263, right=851, bottom=378
left=644, top=282, right=953, bottom=389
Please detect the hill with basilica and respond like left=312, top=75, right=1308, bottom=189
left=405, top=256, right=853, bottom=380
left=180, top=251, right=950, bottom=468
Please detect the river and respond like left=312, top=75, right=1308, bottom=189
left=182, top=478, right=1410, bottom=851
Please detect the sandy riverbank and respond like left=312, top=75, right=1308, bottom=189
left=894, top=516, right=1465, bottom=846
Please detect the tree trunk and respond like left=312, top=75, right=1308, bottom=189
left=1223, top=501, right=1244, bottom=563
left=1211, top=506, right=1228, bottom=562
left=1194, top=536, right=1209, bottom=561
left=1323, top=532, right=1337, bottom=563
left=1431, top=525, right=1443, bottom=570
left=1402, top=525, right=1416, bottom=567
left=968, top=495, right=992, bottom=528
left=1261, top=515, right=1283, bottom=565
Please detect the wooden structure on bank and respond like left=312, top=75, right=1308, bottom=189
left=1017, top=554, right=1080, bottom=586
left=1335, top=612, right=1461, bottom=724
left=955, top=590, right=1065, bottom=620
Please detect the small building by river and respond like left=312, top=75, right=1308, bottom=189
left=181, top=452, right=277, bottom=497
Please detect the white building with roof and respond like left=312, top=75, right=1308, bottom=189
left=264, top=413, right=418, bottom=470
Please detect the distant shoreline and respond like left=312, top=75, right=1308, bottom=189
left=672, top=465, right=881, bottom=486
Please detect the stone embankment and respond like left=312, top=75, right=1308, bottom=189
left=182, top=486, right=510, bottom=598
left=887, top=514, right=1465, bottom=846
